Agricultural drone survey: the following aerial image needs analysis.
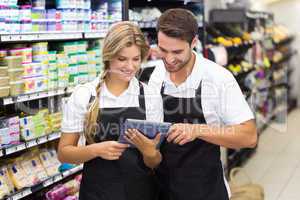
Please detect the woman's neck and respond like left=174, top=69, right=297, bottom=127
left=105, top=76, right=130, bottom=97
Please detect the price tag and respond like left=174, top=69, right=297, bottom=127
left=63, top=170, right=71, bottom=177
left=22, top=189, right=32, bottom=197
left=53, top=174, right=63, bottom=182
left=48, top=132, right=61, bottom=140
left=36, top=136, right=48, bottom=144
left=3, top=97, right=13, bottom=105
left=1, top=35, right=10, bottom=41
left=26, top=140, right=37, bottom=148
left=11, top=193, right=22, bottom=200
left=43, top=178, right=54, bottom=187
left=11, top=188, right=31, bottom=200
left=11, top=35, right=20, bottom=41
left=5, top=143, right=26, bottom=155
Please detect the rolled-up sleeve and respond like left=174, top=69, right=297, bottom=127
left=218, top=74, right=254, bottom=125
left=61, top=85, right=92, bottom=133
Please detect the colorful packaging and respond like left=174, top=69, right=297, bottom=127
left=4, top=56, right=22, bottom=69
left=39, top=149, right=61, bottom=176
left=21, top=155, right=48, bottom=184
left=0, top=66, right=8, bottom=77
left=9, top=80, right=24, bottom=96
left=32, top=0, right=46, bottom=9
left=8, top=68, right=23, bottom=81
left=19, top=5, right=32, bottom=21
left=9, top=48, right=32, bottom=64
left=32, top=42, right=48, bottom=54
left=0, top=86, right=10, bottom=98
left=0, top=166, right=14, bottom=198
left=20, top=20, right=32, bottom=33
left=7, top=161, right=30, bottom=190
left=45, top=184, right=69, bottom=200
left=0, top=49, right=7, bottom=65
left=0, top=77, right=9, bottom=87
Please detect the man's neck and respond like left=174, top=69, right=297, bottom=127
left=170, top=52, right=196, bottom=86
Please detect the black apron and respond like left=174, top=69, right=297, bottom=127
left=157, top=82, right=229, bottom=200
left=79, top=83, right=158, bottom=200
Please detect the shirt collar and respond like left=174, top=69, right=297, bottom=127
left=101, top=77, right=140, bottom=99
left=164, top=51, right=203, bottom=90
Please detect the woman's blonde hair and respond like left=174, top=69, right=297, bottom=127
left=84, top=21, right=150, bottom=144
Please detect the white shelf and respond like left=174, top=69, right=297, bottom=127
left=137, top=20, right=203, bottom=28
left=0, top=32, right=83, bottom=42
left=5, top=164, right=83, bottom=200
left=84, top=31, right=107, bottom=39
left=6, top=188, right=32, bottom=200
left=0, top=88, right=73, bottom=105
left=1, top=132, right=61, bottom=158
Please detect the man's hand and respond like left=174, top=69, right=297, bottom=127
left=167, top=123, right=199, bottom=145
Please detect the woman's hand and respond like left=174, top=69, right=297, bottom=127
left=125, top=129, right=161, bottom=157
left=89, top=141, right=129, bottom=160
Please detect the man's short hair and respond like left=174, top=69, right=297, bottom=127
left=157, top=8, right=198, bottom=44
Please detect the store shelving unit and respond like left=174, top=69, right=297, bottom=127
left=0, top=31, right=112, bottom=42
left=0, top=87, right=74, bottom=105
left=208, top=8, right=296, bottom=174
left=4, top=165, right=83, bottom=200
left=124, top=0, right=205, bottom=82
left=124, top=0, right=205, bottom=49
left=0, top=132, right=61, bottom=158
left=0, top=0, right=125, bottom=199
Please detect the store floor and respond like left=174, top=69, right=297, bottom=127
left=235, top=108, right=300, bottom=200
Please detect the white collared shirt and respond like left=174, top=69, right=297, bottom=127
left=62, top=77, right=163, bottom=133
left=148, top=51, right=254, bottom=125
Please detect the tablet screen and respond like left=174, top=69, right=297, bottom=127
left=119, top=119, right=171, bottom=147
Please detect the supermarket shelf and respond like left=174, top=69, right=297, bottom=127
left=273, top=36, right=295, bottom=47
left=0, top=32, right=83, bottom=42
left=0, top=87, right=74, bottom=105
left=258, top=82, right=288, bottom=91
left=271, top=51, right=297, bottom=67
left=84, top=31, right=107, bottom=39
left=0, top=132, right=61, bottom=158
left=137, top=20, right=203, bottom=29
left=4, top=164, right=83, bottom=200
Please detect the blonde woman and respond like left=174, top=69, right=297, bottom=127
left=58, top=22, right=163, bottom=200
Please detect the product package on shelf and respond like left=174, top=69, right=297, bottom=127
left=0, top=0, right=121, bottom=34
left=0, top=147, right=62, bottom=194
left=39, top=149, right=61, bottom=177
left=0, top=56, right=23, bottom=97
left=20, top=150, right=49, bottom=185
left=0, top=165, right=15, bottom=199
left=48, top=112, right=62, bottom=132
left=0, top=55, right=10, bottom=96
left=7, top=159, right=31, bottom=190
left=0, top=40, right=103, bottom=98
left=45, top=174, right=81, bottom=200
left=0, top=116, right=20, bottom=147
left=19, top=109, right=57, bottom=141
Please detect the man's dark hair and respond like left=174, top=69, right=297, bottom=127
left=157, top=8, right=198, bottom=44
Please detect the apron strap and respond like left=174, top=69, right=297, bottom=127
left=138, top=82, right=146, bottom=112
left=160, top=82, right=165, bottom=96
left=195, top=80, right=202, bottom=96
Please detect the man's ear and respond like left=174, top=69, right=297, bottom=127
left=191, top=36, right=198, bottom=49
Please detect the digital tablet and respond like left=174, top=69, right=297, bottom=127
left=119, top=119, right=172, bottom=147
